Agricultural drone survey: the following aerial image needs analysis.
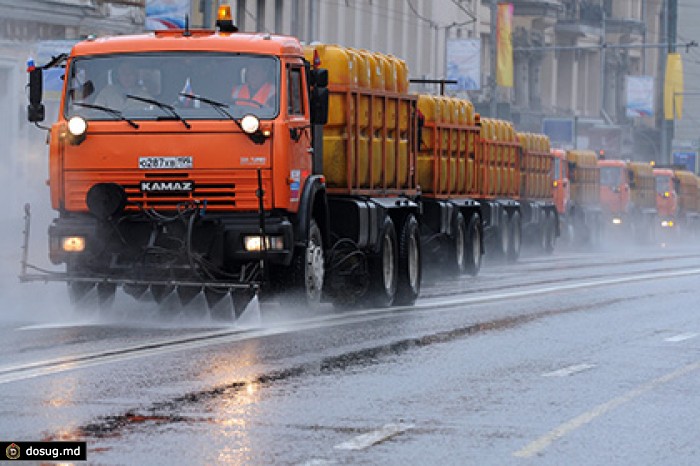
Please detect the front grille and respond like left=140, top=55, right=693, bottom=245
left=65, top=171, right=272, bottom=212
left=124, top=181, right=237, bottom=209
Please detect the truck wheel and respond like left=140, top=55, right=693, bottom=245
left=395, top=214, right=421, bottom=306
left=497, top=209, right=510, bottom=258
left=366, top=216, right=398, bottom=307
left=507, top=211, right=521, bottom=263
left=465, top=213, right=482, bottom=276
left=291, top=218, right=324, bottom=307
left=450, top=212, right=468, bottom=274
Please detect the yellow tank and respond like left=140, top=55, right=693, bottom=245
left=371, top=52, right=386, bottom=89
left=394, top=56, right=409, bottom=93
left=418, top=95, right=438, bottom=150
left=379, top=53, right=397, bottom=92
left=304, top=44, right=355, bottom=86
left=352, top=48, right=371, bottom=89
left=304, top=44, right=357, bottom=187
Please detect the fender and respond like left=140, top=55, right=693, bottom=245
left=295, top=175, right=330, bottom=247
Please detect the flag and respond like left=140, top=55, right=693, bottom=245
left=664, top=53, right=684, bottom=120
left=179, top=77, right=194, bottom=107
left=496, top=3, right=514, bottom=88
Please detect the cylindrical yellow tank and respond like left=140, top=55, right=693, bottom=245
left=380, top=53, right=397, bottom=92
left=372, top=53, right=387, bottom=90
left=353, top=49, right=371, bottom=89
left=394, top=56, right=409, bottom=93
left=417, top=95, right=438, bottom=150
left=304, top=44, right=355, bottom=188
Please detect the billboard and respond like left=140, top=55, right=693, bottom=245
left=146, top=0, right=191, bottom=30
left=625, top=75, right=654, bottom=118
left=446, top=39, right=481, bottom=91
left=542, top=118, right=575, bottom=149
left=673, top=151, right=697, bottom=173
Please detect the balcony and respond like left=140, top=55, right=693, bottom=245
left=511, top=0, right=563, bottom=19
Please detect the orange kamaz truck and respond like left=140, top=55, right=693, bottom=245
left=598, top=159, right=657, bottom=243
left=22, top=14, right=422, bottom=316
left=653, top=167, right=700, bottom=237
left=551, top=149, right=603, bottom=246
left=21, top=10, right=556, bottom=317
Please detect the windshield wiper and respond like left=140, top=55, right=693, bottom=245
left=71, top=102, right=139, bottom=129
left=125, top=94, right=191, bottom=129
left=178, top=92, right=237, bottom=120
left=178, top=93, right=261, bottom=140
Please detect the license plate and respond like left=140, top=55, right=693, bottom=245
left=138, top=156, right=193, bottom=170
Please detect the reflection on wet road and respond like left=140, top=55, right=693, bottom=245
left=2, top=246, right=700, bottom=464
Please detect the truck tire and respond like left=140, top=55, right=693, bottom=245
left=497, top=209, right=509, bottom=258
left=465, top=213, right=482, bottom=276
left=366, top=216, right=398, bottom=307
left=395, top=214, right=421, bottom=306
left=291, top=218, right=324, bottom=307
left=507, top=211, right=521, bottom=263
left=450, top=212, right=468, bottom=274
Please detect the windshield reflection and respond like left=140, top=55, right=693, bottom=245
left=65, top=53, right=280, bottom=121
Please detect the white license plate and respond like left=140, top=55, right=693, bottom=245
left=138, top=156, right=193, bottom=170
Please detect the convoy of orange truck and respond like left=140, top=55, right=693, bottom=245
left=18, top=9, right=700, bottom=318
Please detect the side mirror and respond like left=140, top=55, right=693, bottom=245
left=27, top=68, right=45, bottom=123
left=311, top=68, right=328, bottom=88
left=310, top=86, right=328, bottom=125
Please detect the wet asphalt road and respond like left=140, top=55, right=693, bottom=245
left=1, top=244, right=700, bottom=465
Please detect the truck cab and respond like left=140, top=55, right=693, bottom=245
left=25, top=25, right=335, bottom=313
left=598, top=159, right=630, bottom=220
left=598, top=159, right=656, bottom=242
left=653, top=168, right=679, bottom=229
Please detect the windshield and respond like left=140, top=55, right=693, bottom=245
left=64, top=52, right=280, bottom=121
left=655, top=175, right=671, bottom=194
left=600, top=166, right=622, bottom=187
left=552, top=158, right=561, bottom=180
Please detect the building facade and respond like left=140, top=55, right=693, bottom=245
left=2, top=1, right=688, bottom=171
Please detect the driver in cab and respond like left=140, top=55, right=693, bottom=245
left=231, top=60, right=276, bottom=108
left=95, top=61, right=152, bottom=109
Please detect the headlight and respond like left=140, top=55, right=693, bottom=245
left=62, top=236, right=86, bottom=252
left=244, top=235, right=284, bottom=251
left=612, top=218, right=622, bottom=225
left=240, top=114, right=260, bottom=134
left=68, top=116, right=88, bottom=136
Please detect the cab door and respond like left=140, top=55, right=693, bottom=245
left=285, top=61, right=312, bottom=209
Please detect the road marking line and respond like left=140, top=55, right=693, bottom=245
left=664, top=333, right=699, bottom=342
left=542, top=364, right=596, bottom=377
left=3, top=267, right=700, bottom=385
left=513, top=360, right=700, bottom=458
left=333, top=423, right=414, bottom=451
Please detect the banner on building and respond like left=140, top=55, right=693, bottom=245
left=625, top=75, right=654, bottom=118
left=664, top=53, right=684, bottom=120
left=146, top=0, right=191, bottom=30
left=496, top=3, right=513, bottom=88
left=446, top=39, right=481, bottom=91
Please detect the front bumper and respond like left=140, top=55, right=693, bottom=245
left=45, top=209, right=294, bottom=282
